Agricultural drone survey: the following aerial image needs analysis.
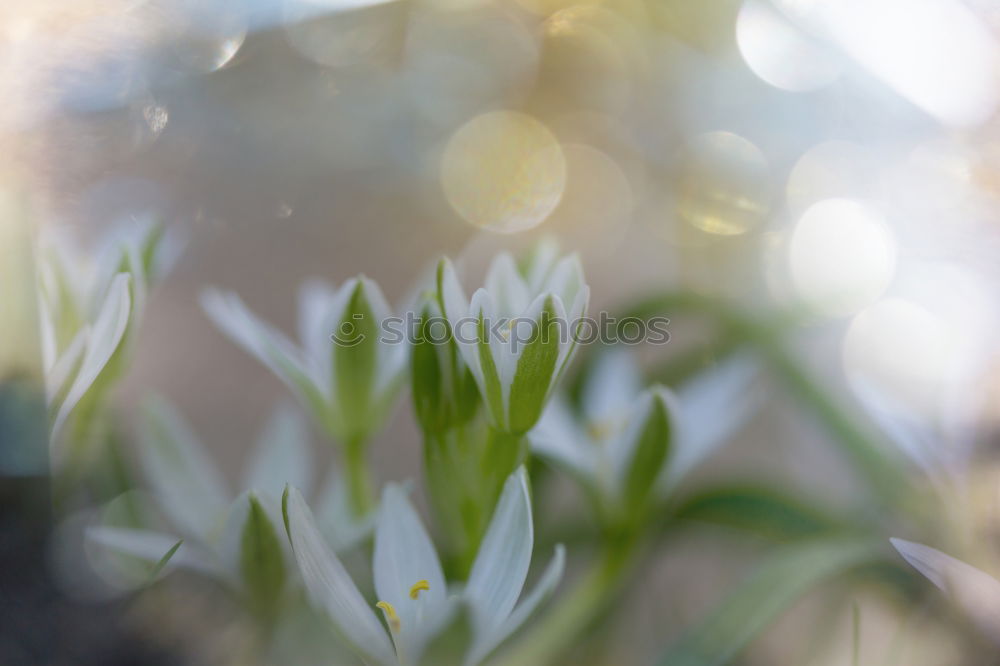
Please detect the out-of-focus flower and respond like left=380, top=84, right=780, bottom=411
left=284, top=467, right=565, bottom=666
left=530, top=350, right=759, bottom=521
left=88, top=399, right=369, bottom=611
left=201, top=276, right=407, bottom=446
left=38, top=219, right=177, bottom=451
left=892, top=538, right=1000, bottom=643
left=437, top=243, right=589, bottom=435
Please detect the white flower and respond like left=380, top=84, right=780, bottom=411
left=88, top=399, right=369, bottom=598
left=38, top=219, right=177, bottom=447
left=892, top=538, right=1000, bottom=643
left=529, top=350, right=760, bottom=514
left=201, top=276, right=407, bottom=444
left=284, top=467, right=565, bottom=666
left=437, top=246, right=589, bottom=435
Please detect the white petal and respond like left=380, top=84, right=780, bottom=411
left=553, top=286, right=590, bottom=384
left=138, top=397, right=230, bottom=539
left=359, top=276, right=395, bottom=325
left=524, top=239, right=561, bottom=292
left=356, top=277, right=407, bottom=398
left=498, top=291, right=556, bottom=407
left=467, top=545, right=565, bottom=665
left=470, top=288, right=515, bottom=406
left=607, top=389, right=660, bottom=488
left=37, top=283, right=57, bottom=375
left=45, top=328, right=87, bottom=405
left=484, top=253, right=531, bottom=318
left=374, top=484, right=447, bottom=659
left=582, top=349, right=642, bottom=428
left=201, top=288, right=326, bottom=400
left=668, top=355, right=761, bottom=486
left=438, top=258, right=470, bottom=325
left=528, top=398, right=597, bottom=483
left=465, top=468, right=533, bottom=637
left=284, top=486, right=397, bottom=666
left=298, top=279, right=340, bottom=370
left=892, top=538, right=1000, bottom=642
left=217, top=491, right=289, bottom=586
left=50, top=273, right=132, bottom=443
left=86, top=526, right=216, bottom=576
left=245, top=403, right=313, bottom=499
left=540, top=254, right=585, bottom=310
left=313, top=471, right=377, bottom=552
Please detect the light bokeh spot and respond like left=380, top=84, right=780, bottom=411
left=441, top=110, right=566, bottom=233
left=736, top=0, right=842, bottom=91
left=789, top=198, right=895, bottom=316
left=676, top=131, right=770, bottom=236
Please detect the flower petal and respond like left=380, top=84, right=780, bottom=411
left=484, top=253, right=530, bottom=319
left=467, top=545, right=565, bottom=665
left=668, top=355, right=760, bottom=486
left=582, top=349, right=642, bottom=429
left=283, top=486, right=397, bottom=666
left=437, top=258, right=470, bottom=325
left=245, top=402, right=313, bottom=499
left=50, top=273, right=131, bottom=442
left=614, top=387, right=674, bottom=511
left=523, top=239, right=561, bottom=293
left=468, top=290, right=505, bottom=428
left=374, top=484, right=448, bottom=660
left=297, top=279, right=341, bottom=373
left=314, top=470, right=377, bottom=552
left=45, top=327, right=87, bottom=406
left=465, top=467, right=533, bottom=637
left=138, top=397, right=229, bottom=539
left=892, top=538, right=1000, bottom=642
left=86, top=526, right=215, bottom=576
left=506, top=295, right=562, bottom=434
left=529, top=399, right=597, bottom=484
left=539, top=254, right=585, bottom=311
left=200, top=288, right=327, bottom=408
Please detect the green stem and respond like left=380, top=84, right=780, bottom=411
left=343, top=437, right=374, bottom=519
left=495, top=536, right=638, bottom=666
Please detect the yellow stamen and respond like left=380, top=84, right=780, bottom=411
left=409, top=580, right=430, bottom=600
left=376, top=601, right=400, bottom=632
left=587, top=420, right=611, bottom=442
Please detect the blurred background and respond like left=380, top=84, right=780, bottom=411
left=4, top=0, right=1000, bottom=663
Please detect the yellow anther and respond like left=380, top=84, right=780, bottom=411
left=409, top=580, right=430, bottom=600
left=375, top=601, right=401, bottom=631
left=587, top=420, right=611, bottom=442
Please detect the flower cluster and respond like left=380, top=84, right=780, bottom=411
left=38, top=219, right=177, bottom=465
left=54, top=237, right=777, bottom=665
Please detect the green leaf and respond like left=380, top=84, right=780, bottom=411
left=622, top=389, right=672, bottom=515
left=149, top=539, right=184, bottom=581
left=673, top=485, right=847, bottom=541
left=659, top=538, right=882, bottom=666
left=241, top=494, right=287, bottom=618
left=507, top=297, right=560, bottom=435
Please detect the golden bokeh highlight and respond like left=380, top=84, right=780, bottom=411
left=676, top=131, right=770, bottom=236
left=440, top=110, right=566, bottom=233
